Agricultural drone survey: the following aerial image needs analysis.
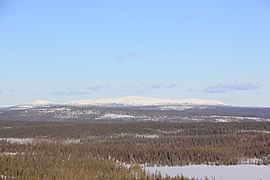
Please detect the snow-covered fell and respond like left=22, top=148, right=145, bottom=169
left=6, top=100, right=53, bottom=111
left=71, top=96, right=226, bottom=106
left=30, top=100, right=53, bottom=105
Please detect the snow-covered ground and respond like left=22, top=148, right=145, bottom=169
left=0, top=127, right=11, bottom=130
left=238, top=130, right=270, bottom=134
left=71, top=96, right=226, bottom=106
left=106, top=133, right=159, bottom=139
left=145, top=165, right=270, bottom=180
left=9, top=105, right=34, bottom=110
left=30, top=100, right=52, bottom=105
left=0, top=138, right=81, bottom=145
left=96, top=113, right=136, bottom=119
left=210, top=115, right=270, bottom=122
left=0, top=138, right=35, bottom=144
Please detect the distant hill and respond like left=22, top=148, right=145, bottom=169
left=0, top=96, right=269, bottom=122
left=70, top=96, right=227, bottom=106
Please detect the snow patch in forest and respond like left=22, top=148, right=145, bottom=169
left=134, top=134, right=159, bottom=139
left=0, top=138, right=36, bottom=144
left=238, top=130, right=270, bottom=134
left=62, top=139, right=81, bottom=144
left=215, top=119, right=228, bottom=122
left=0, top=152, right=18, bottom=156
left=97, top=113, right=136, bottom=119
left=156, top=129, right=183, bottom=134
left=1, top=174, right=15, bottom=179
left=145, top=165, right=270, bottom=180
left=0, top=138, right=81, bottom=145
left=0, top=127, right=12, bottom=130
left=210, top=115, right=270, bottom=122
left=155, top=106, right=192, bottom=111
left=106, top=133, right=159, bottom=139
left=239, top=157, right=270, bottom=165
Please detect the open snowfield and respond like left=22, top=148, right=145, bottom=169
left=146, top=165, right=270, bottom=180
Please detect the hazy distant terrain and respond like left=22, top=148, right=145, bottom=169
left=1, top=103, right=270, bottom=123
left=1, top=97, right=270, bottom=179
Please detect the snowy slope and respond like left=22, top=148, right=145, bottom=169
left=5, top=100, right=53, bottom=111
left=71, top=96, right=226, bottom=106
left=30, top=100, right=53, bottom=105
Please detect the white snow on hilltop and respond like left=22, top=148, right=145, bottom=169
left=7, top=100, right=53, bottom=111
left=70, top=96, right=226, bottom=106
left=9, top=105, right=35, bottom=110
left=30, top=100, right=53, bottom=105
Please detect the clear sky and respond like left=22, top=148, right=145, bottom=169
left=0, top=0, right=270, bottom=106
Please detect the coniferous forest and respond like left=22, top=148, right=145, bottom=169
left=0, top=120, right=270, bottom=179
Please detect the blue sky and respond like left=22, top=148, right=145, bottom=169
left=0, top=0, right=270, bottom=106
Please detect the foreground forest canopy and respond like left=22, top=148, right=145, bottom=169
left=0, top=120, right=270, bottom=179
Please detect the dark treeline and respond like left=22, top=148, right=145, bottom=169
left=1, top=120, right=270, bottom=179
left=1, top=120, right=270, bottom=138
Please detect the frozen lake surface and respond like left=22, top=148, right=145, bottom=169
left=145, top=165, right=270, bottom=180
